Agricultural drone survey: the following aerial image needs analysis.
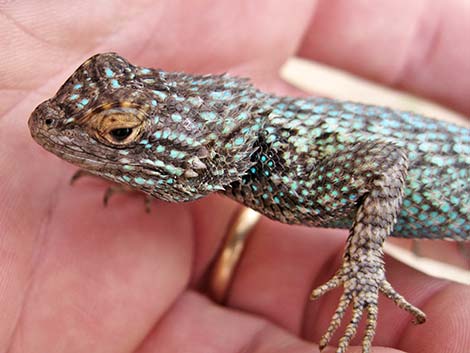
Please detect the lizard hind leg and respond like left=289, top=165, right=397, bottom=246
left=309, top=142, right=425, bottom=352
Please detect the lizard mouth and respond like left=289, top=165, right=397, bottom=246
left=30, top=130, right=100, bottom=169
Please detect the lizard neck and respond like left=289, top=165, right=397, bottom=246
left=138, top=71, right=274, bottom=201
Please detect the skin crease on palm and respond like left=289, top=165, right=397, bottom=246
left=0, top=0, right=469, bottom=352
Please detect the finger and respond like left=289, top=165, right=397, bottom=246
left=298, top=0, right=470, bottom=115
left=137, top=291, right=400, bottom=353
left=0, top=0, right=314, bottom=111
left=0, top=165, right=190, bottom=352
left=399, top=283, right=470, bottom=353
left=1, top=123, right=239, bottom=352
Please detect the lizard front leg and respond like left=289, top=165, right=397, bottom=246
left=70, top=169, right=154, bottom=212
left=309, top=141, right=426, bottom=353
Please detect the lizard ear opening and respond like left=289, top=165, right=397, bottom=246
left=87, top=108, right=145, bottom=146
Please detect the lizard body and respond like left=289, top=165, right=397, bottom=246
left=28, top=53, right=470, bottom=353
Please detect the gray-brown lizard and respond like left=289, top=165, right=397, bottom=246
left=28, top=53, right=470, bottom=353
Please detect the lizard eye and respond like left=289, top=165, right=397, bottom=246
left=87, top=107, right=146, bottom=147
left=108, top=127, right=134, bottom=142
left=101, top=118, right=141, bottom=145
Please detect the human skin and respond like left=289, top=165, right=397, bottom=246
left=0, top=1, right=469, bottom=353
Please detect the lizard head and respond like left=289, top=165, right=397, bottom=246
left=29, top=53, right=263, bottom=202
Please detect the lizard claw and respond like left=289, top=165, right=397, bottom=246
left=311, top=261, right=425, bottom=353
left=103, top=185, right=153, bottom=213
left=70, top=169, right=153, bottom=212
left=103, top=184, right=153, bottom=212
left=70, top=169, right=94, bottom=185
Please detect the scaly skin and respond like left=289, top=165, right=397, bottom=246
left=28, top=53, right=470, bottom=353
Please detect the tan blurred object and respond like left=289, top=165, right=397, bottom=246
left=281, top=57, right=469, bottom=127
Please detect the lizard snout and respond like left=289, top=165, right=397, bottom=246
left=28, top=100, right=64, bottom=140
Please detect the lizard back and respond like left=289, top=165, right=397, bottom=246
left=226, top=96, right=470, bottom=240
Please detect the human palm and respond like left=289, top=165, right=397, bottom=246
left=1, top=1, right=469, bottom=352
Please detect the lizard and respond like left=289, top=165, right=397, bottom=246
left=28, top=52, right=470, bottom=353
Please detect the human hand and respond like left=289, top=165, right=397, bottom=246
left=1, top=1, right=469, bottom=352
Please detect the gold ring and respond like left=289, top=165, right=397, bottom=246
left=208, top=207, right=261, bottom=304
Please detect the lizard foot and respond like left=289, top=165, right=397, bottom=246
left=311, top=261, right=426, bottom=353
left=70, top=169, right=153, bottom=212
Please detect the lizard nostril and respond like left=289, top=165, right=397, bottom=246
left=45, top=118, right=54, bottom=126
